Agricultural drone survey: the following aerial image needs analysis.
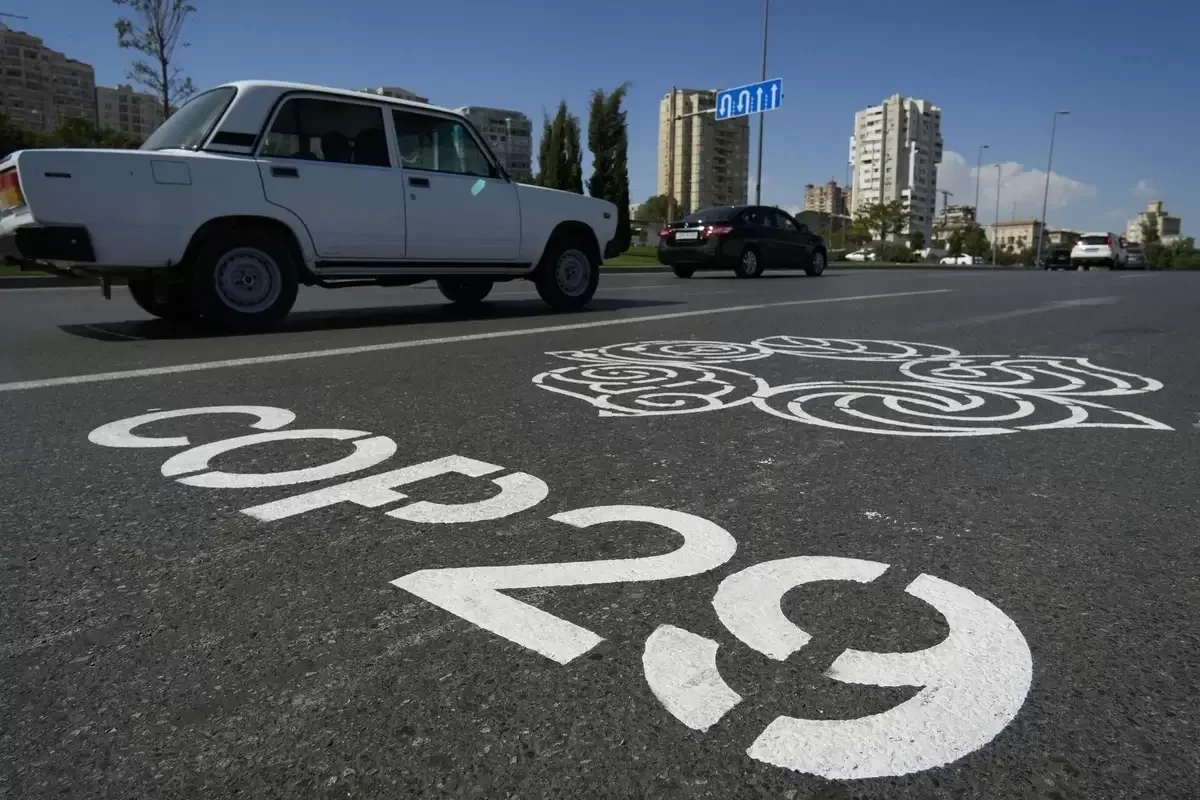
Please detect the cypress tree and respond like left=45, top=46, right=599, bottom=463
left=587, top=83, right=632, bottom=252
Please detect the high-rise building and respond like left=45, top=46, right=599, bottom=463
left=0, top=23, right=96, bottom=133
left=657, top=88, right=750, bottom=215
left=455, top=106, right=533, bottom=182
left=96, top=84, right=165, bottom=141
left=848, top=94, right=943, bottom=241
left=804, top=179, right=850, bottom=215
left=360, top=86, right=430, bottom=104
left=1126, top=201, right=1184, bottom=244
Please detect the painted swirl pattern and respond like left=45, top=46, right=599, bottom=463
left=548, top=340, right=774, bottom=365
left=533, top=362, right=767, bottom=417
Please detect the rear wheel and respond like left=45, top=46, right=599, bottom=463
left=535, top=233, right=599, bottom=311
left=436, top=277, right=494, bottom=305
left=805, top=249, right=827, bottom=277
left=735, top=246, right=764, bottom=278
left=127, top=275, right=194, bottom=321
left=187, top=227, right=299, bottom=330
left=671, top=265, right=695, bottom=278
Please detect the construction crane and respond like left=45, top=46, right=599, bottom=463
left=939, top=189, right=954, bottom=213
left=0, top=12, right=30, bottom=20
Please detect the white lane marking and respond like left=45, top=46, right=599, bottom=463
left=391, top=505, right=738, bottom=664
left=0, top=289, right=951, bottom=393
left=159, top=428, right=398, bottom=489
left=88, top=405, right=297, bottom=448
left=1115, top=273, right=1156, bottom=279
left=917, top=296, right=1119, bottom=331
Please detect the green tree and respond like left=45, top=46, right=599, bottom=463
left=114, top=0, right=197, bottom=119
left=637, top=194, right=676, bottom=221
left=535, top=102, right=583, bottom=193
left=908, top=229, right=926, bottom=251
left=856, top=200, right=909, bottom=241
left=946, top=228, right=965, bottom=256
left=845, top=217, right=873, bottom=247
left=0, top=113, right=46, bottom=159
left=1139, top=217, right=1160, bottom=246
left=563, top=108, right=584, bottom=194
left=962, top=224, right=991, bottom=257
left=586, top=83, right=631, bottom=252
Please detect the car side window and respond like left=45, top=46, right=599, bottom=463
left=741, top=209, right=765, bottom=226
left=392, top=110, right=497, bottom=178
left=776, top=213, right=801, bottom=233
left=259, top=97, right=391, bottom=167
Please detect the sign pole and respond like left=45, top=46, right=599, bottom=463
left=754, top=0, right=769, bottom=205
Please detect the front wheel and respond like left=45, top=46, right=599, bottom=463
left=187, top=227, right=299, bottom=330
left=671, top=265, right=695, bottom=278
left=734, top=247, right=764, bottom=278
left=436, top=277, right=493, bottom=305
left=535, top=235, right=599, bottom=311
left=805, top=249, right=827, bottom=277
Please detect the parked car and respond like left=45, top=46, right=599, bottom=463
left=1042, top=247, right=1073, bottom=270
left=0, top=80, right=618, bottom=329
left=1124, top=244, right=1148, bottom=269
left=939, top=254, right=984, bottom=265
left=845, top=248, right=876, bottom=262
left=656, top=205, right=828, bottom=278
left=1070, top=232, right=1126, bottom=270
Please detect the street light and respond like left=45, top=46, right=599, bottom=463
left=992, top=163, right=1002, bottom=265
left=1034, top=110, right=1070, bottom=267
left=754, top=0, right=769, bottom=205
left=973, top=144, right=989, bottom=218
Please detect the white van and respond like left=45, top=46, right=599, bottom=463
left=1071, top=232, right=1126, bottom=270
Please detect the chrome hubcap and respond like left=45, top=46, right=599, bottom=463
left=813, top=252, right=826, bottom=271
left=743, top=250, right=758, bottom=272
left=555, top=249, right=591, bottom=297
left=214, top=247, right=281, bottom=313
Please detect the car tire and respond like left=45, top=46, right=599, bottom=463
left=671, top=265, right=695, bottom=278
left=436, top=277, right=494, bottom=305
left=805, top=249, right=827, bottom=277
left=127, top=275, right=195, bottom=321
left=734, top=246, right=764, bottom=278
left=187, top=226, right=299, bottom=331
left=534, top=232, right=599, bottom=311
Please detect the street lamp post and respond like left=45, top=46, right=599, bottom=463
left=973, top=144, right=989, bottom=217
left=992, top=164, right=1002, bottom=265
left=754, top=0, right=769, bottom=205
left=504, top=117, right=512, bottom=177
left=1035, top=110, right=1070, bottom=268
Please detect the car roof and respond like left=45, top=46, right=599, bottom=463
left=219, top=80, right=456, bottom=115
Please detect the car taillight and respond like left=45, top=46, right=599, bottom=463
left=1105, top=236, right=1112, bottom=246
left=705, top=224, right=733, bottom=236
left=0, top=169, right=23, bottom=211
left=658, top=227, right=672, bottom=238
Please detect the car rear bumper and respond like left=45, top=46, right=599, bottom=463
left=656, top=240, right=738, bottom=268
left=1, top=223, right=96, bottom=266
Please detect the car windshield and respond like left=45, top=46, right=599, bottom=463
left=140, top=87, right=237, bottom=151
left=1079, top=235, right=1109, bottom=245
left=680, top=206, right=738, bottom=224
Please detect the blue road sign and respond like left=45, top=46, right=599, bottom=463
left=714, top=78, right=783, bottom=121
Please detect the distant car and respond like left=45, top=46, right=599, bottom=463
left=656, top=205, right=828, bottom=278
left=939, top=254, right=983, bottom=265
left=845, top=248, right=876, bottom=262
left=1124, top=244, right=1148, bottom=269
left=1071, top=232, right=1126, bottom=270
left=1042, top=247, right=1073, bottom=270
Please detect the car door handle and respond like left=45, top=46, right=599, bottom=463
left=271, top=166, right=299, bottom=178
left=408, top=176, right=430, bottom=188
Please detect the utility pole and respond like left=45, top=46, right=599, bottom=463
left=1035, top=110, right=1070, bottom=268
left=754, top=0, right=769, bottom=205
left=973, top=144, right=989, bottom=217
left=992, top=164, right=1002, bottom=265
left=504, top=117, right=512, bottom=178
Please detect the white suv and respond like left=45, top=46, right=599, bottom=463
left=0, top=80, right=619, bottom=329
left=1070, top=232, right=1126, bottom=270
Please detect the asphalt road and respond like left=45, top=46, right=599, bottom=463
left=2, top=268, right=1198, bottom=798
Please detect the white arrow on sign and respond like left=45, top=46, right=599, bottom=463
left=755, top=87, right=763, bottom=113
left=718, top=93, right=733, bottom=118
left=738, top=89, right=750, bottom=113
left=769, top=83, right=779, bottom=109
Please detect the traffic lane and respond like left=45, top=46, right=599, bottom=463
left=0, top=271, right=892, bottom=385
left=4, top=290, right=1197, bottom=796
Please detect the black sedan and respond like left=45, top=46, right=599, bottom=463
left=656, top=205, right=828, bottom=278
left=1042, top=247, right=1073, bottom=270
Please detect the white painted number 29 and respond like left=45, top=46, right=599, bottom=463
left=643, top=556, right=1033, bottom=779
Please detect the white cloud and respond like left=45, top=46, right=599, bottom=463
left=935, top=150, right=1095, bottom=223
left=1131, top=179, right=1158, bottom=198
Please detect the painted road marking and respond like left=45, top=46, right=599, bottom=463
left=0, top=289, right=951, bottom=393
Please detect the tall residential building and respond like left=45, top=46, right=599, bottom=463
left=848, top=93, right=943, bottom=241
left=804, top=179, right=850, bottom=215
left=657, top=88, right=750, bottom=214
left=1126, top=200, right=1184, bottom=243
left=455, top=106, right=533, bottom=182
left=0, top=23, right=96, bottom=133
left=96, top=84, right=165, bottom=141
left=360, top=86, right=430, bottom=104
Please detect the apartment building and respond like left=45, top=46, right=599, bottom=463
left=657, top=88, right=750, bottom=215
left=985, top=219, right=1045, bottom=253
left=455, top=106, right=533, bottom=182
left=0, top=23, right=96, bottom=132
left=803, top=179, right=850, bottom=215
left=360, top=86, right=430, bottom=104
left=848, top=94, right=943, bottom=242
left=96, top=84, right=164, bottom=141
left=1125, top=200, right=1184, bottom=244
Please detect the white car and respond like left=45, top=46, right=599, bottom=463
left=1070, top=232, right=1126, bottom=270
left=0, top=80, right=619, bottom=329
left=938, top=254, right=983, bottom=265
left=845, top=248, right=876, bottom=262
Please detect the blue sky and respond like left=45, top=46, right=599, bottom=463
left=13, top=0, right=1198, bottom=233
